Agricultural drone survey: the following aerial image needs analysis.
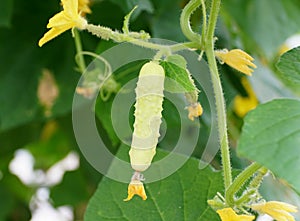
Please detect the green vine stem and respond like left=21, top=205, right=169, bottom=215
left=234, top=189, right=256, bottom=206
left=235, top=167, right=268, bottom=206
left=85, top=24, right=199, bottom=52
left=180, top=0, right=202, bottom=44
left=204, top=0, right=232, bottom=191
left=248, top=167, right=268, bottom=190
left=225, top=162, right=262, bottom=206
left=200, top=0, right=207, bottom=48
left=73, top=28, right=86, bottom=73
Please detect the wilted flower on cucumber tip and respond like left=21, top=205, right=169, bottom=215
left=187, top=102, right=203, bottom=121
left=124, top=180, right=147, bottom=201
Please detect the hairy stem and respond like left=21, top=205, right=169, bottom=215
left=73, top=29, right=86, bottom=73
left=248, top=167, right=268, bottom=190
left=234, top=167, right=268, bottom=205
left=226, top=162, right=262, bottom=206
left=200, top=0, right=207, bottom=48
left=204, top=0, right=232, bottom=191
left=85, top=24, right=199, bottom=53
left=180, top=0, right=202, bottom=43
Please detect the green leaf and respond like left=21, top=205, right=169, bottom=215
left=166, top=54, right=187, bottom=69
left=0, top=0, right=13, bottom=27
left=237, top=99, right=300, bottom=194
left=276, top=47, right=300, bottom=89
left=161, top=60, right=197, bottom=93
left=222, top=0, right=300, bottom=58
left=85, top=146, right=222, bottom=221
left=122, top=5, right=138, bottom=34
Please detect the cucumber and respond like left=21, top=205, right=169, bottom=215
left=129, top=61, right=165, bottom=172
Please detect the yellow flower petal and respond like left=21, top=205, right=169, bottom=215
left=39, top=0, right=87, bottom=47
left=265, top=201, right=297, bottom=212
left=39, top=26, right=71, bottom=47
left=124, top=180, right=147, bottom=201
left=47, top=11, right=73, bottom=28
left=217, top=208, right=255, bottom=221
left=251, top=201, right=297, bottom=221
left=78, top=0, right=92, bottom=14
left=187, top=102, right=203, bottom=121
left=62, top=0, right=78, bottom=16
left=233, top=77, right=258, bottom=117
left=215, top=49, right=257, bottom=76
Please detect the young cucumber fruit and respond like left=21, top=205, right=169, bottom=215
left=129, top=61, right=165, bottom=172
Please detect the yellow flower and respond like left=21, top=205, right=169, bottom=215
left=78, top=0, right=92, bottom=14
left=123, top=180, right=147, bottom=201
left=187, top=102, right=203, bottom=121
left=251, top=201, right=297, bottom=221
left=39, top=0, right=87, bottom=47
left=217, top=208, right=255, bottom=221
left=215, top=49, right=257, bottom=76
left=233, top=77, right=258, bottom=117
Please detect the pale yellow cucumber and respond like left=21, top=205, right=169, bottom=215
left=129, top=61, right=165, bottom=172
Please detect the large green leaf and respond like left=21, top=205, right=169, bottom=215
left=222, top=0, right=300, bottom=58
left=276, top=47, right=300, bottom=91
left=238, top=99, right=300, bottom=194
left=85, top=146, right=222, bottom=221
